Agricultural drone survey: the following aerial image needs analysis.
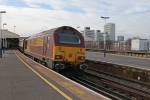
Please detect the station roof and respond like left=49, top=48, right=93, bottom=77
left=0, top=29, right=20, bottom=38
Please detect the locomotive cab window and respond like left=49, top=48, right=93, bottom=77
left=58, top=32, right=81, bottom=44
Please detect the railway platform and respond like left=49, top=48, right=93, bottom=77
left=86, top=51, right=150, bottom=85
left=0, top=50, right=108, bottom=100
left=86, top=51, right=150, bottom=70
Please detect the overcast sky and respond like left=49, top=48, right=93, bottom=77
left=0, top=0, right=150, bottom=39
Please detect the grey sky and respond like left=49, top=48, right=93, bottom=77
left=0, top=0, right=150, bottom=39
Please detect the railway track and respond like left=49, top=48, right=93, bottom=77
left=85, top=68, right=150, bottom=100
left=61, top=69, right=131, bottom=100
left=23, top=52, right=150, bottom=99
left=71, top=76, right=130, bottom=100
left=87, top=68, right=150, bottom=89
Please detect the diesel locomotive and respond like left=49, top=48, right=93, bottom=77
left=20, top=26, right=87, bottom=70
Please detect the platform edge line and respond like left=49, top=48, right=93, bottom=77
left=15, top=52, right=72, bottom=100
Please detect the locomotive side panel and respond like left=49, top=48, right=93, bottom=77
left=30, top=37, right=44, bottom=56
left=24, top=36, right=45, bottom=61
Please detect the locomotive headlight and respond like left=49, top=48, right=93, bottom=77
left=78, top=56, right=85, bottom=60
left=55, top=55, right=62, bottom=59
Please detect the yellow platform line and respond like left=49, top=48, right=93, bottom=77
left=15, top=52, right=72, bottom=100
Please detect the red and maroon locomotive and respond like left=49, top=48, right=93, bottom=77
left=22, top=26, right=87, bottom=70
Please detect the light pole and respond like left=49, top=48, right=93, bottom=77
left=3, top=23, right=7, bottom=53
left=0, top=11, right=6, bottom=58
left=101, top=16, right=110, bottom=57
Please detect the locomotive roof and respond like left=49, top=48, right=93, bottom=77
left=27, top=28, right=57, bottom=39
left=27, top=26, right=77, bottom=40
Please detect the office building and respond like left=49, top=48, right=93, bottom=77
left=104, top=23, right=115, bottom=41
left=83, top=27, right=95, bottom=41
left=95, top=30, right=103, bottom=41
left=131, top=38, right=148, bottom=51
left=117, top=36, right=124, bottom=42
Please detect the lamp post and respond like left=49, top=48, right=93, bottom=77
left=3, top=23, right=7, bottom=53
left=0, top=11, right=6, bottom=58
left=101, top=16, right=110, bottom=57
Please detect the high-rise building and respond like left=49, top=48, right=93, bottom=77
left=95, top=30, right=103, bottom=41
left=117, top=36, right=124, bottom=42
left=104, top=23, right=115, bottom=41
left=83, top=27, right=95, bottom=41
left=82, top=27, right=111, bottom=42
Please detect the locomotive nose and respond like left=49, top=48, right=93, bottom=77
left=55, top=46, right=85, bottom=65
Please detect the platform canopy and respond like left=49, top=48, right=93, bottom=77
left=0, top=29, right=20, bottom=39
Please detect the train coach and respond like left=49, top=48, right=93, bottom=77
left=21, top=26, right=87, bottom=70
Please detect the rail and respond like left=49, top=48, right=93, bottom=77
left=71, top=76, right=129, bottom=100
left=61, top=69, right=131, bottom=100
left=85, top=68, right=150, bottom=100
